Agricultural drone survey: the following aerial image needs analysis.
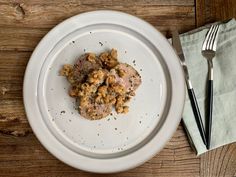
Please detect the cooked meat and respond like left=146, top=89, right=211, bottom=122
left=73, top=53, right=102, bottom=83
left=79, top=100, right=112, bottom=120
left=60, top=50, right=142, bottom=120
left=109, top=63, right=142, bottom=92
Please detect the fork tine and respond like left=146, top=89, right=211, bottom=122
left=208, top=25, right=219, bottom=50
left=206, top=25, right=217, bottom=50
left=211, top=25, right=220, bottom=51
left=202, top=25, right=215, bottom=50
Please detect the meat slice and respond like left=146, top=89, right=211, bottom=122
left=73, top=53, right=102, bottom=83
left=109, top=63, right=142, bottom=92
left=79, top=101, right=112, bottom=120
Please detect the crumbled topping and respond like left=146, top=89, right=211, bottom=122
left=60, top=49, right=141, bottom=120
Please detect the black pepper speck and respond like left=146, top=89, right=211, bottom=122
left=99, top=41, right=103, bottom=46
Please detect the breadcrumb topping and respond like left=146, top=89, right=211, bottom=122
left=60, top=49, right=141, bottom=120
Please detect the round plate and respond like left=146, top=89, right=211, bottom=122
left=23, top=10, right=185, bottom=173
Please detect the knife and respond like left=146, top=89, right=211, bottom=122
left=172, top=30, right=207, bottom=146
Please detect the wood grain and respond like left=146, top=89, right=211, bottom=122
left=200, top=144, right=236, bottom=177
left=0, top=28, right=48, bottom=51
left=196, top=0, right=236, bottom=27
left=0, top=0, right=236, bottom=176
left=0, top=4, right=194, bottom=29
left=0, top=51, right=31, bottom=136
left=0, top=1, right=195, bottom=51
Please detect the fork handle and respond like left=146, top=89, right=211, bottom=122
left=206, top=79, right=213, bottom=150
left=187, top=88, right=207, bottom=146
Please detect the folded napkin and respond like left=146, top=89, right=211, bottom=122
left=179, top=19, right=236, bottom=155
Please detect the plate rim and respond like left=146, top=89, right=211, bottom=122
left=23, top=10, right=185, bottom=173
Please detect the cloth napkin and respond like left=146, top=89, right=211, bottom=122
left=179, top=19, right=236, bottom=155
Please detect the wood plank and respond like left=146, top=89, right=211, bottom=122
left=0, top=27, right=48, bottom=51
left=0, top=5, right=195, bottom=51
left=196, top=0, right=236, bottom=27
left=0, top=3, right=194, bottom=29
left=0, top=0, right=194, bottom=6
left=0, top=51, right=31, bottom=136
left=200, top=144, right=236, bottom=177
left=0, top=125, right=200, bottom=177
left=0, top=0, right=195, bottom=51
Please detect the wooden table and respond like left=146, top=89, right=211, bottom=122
left=0, top=0, right=236, bottom=176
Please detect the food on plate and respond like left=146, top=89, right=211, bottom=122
left=60, top=49, right=141, bottom=120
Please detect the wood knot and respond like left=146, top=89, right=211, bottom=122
left=1, top=87, right=9, bottom=95
left=13, top=3, right=25, bottom=20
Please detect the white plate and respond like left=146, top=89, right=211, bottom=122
left=23, top=10, right=185, bottom=173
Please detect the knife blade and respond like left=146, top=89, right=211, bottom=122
left=172, top=30, right=207, bottom=147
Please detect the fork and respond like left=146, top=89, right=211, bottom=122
left=202, top=24, right=220, bottom=149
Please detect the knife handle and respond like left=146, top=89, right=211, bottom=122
left=187, top=88, right=207, bottom=146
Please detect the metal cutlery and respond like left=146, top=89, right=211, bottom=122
left=202, top=24, right=220, bottom=149
left=172, top=30, right=207, bottom=146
